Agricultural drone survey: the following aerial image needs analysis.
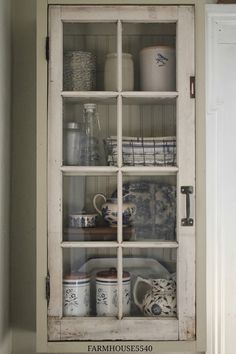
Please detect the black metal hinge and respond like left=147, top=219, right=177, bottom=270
left=46, top=36, right=49, bottom=61
left=190, top=76, right=195, bottom=98
left=46, top=274, right=50, bottom=304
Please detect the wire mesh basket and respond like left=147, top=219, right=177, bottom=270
left=105, top=136, right=176, bottom=166
left=63, top=51, right=96, bottom=91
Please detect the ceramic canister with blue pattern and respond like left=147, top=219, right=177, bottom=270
left=96, top=268, right=131, bottom=317
left=63, top=273, right=90, bottom=317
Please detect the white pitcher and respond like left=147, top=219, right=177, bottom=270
left=133, top=277, right=177, bottom=317
left=93, top=193, right=136, bottom=227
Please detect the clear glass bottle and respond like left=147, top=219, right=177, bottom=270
left=81, top=103, right=106, bottom=166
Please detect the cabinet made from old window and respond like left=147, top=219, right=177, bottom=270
left=37, top=3, right=196, bottom=352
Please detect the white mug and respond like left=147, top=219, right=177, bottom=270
left=96, top=268, right=131, bottom=316
left=63, top=273, right=90, bottom=316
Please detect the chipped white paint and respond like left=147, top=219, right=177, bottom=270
left=176, top=5, right=195, bottom=340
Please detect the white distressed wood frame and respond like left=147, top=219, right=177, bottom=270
left=48, top=6, right=64, bottom=317
left=58, top=5, right=179, bottom=22
left=48, top=4, right=195, bottom=342
left=48, top=316, right=178, bottom=341
left=176, top=6, right=195, bottom=340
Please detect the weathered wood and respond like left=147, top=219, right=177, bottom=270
left=48, top=316, right=178, bottom=341
left=58, top=5, right=179, bottom=22
left=176, top=6, right=195, bottom=340
left=48, top=6, right=63, bottom=317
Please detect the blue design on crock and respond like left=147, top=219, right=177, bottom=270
left=96, top=287, right=108, bottom=305
left=64, top=288, right=79, bottom=308
left=155, top=53, right=168, bottom=67
left=112, top=182, right=176, bottom=240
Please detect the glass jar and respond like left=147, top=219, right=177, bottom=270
left=104, top=53, right=134, bottom=91
left=64, top=122, right=85, bottom=166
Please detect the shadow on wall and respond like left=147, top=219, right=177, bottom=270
left=11, top=0, right=37, bottom=339
left=0, top=0, right=11, bottom=352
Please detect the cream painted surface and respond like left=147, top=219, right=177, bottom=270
left=11, top=0, right=216, bottom=354
left=0, top=0, right=11, bottom=353
left=206, top=6, right=236, bottom=354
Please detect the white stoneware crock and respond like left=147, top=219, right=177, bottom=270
left=140, top=46, right=175, bottom=91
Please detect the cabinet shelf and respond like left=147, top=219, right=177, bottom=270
left=61, top=166, right=178, bottom=176
left=61, top=240, right=179, bottom=249
left=62, top=91, right=178, bottom=104
left=63, top=226, right=134, bottom=242
left=62, top=91, right=118, bottom=103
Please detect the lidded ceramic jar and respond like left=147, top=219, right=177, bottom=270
left=63, top=272, right=90, bottom=316
left=96, top=268, right=131, bottom=316
left=104, top=53, right=134, bottom=91
left=140, top=46, right=176, bottom=91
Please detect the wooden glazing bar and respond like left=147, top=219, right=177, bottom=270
left=121, top=241, right=179, bottom=248
left=117, top=246, right=123, bottom=320
left=60, top=166, right=118, bottom=176
left=61, top=242, right=118, bottom=248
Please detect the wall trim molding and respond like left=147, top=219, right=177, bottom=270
left=206, top=5, right=236, bottom=354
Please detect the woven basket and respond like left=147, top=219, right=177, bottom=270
left=64, top=51, right=96, bottom=91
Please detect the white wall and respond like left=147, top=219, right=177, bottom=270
left=0, top=0, right=12, bottom=353
left=206, top=5, right=236, bottom=354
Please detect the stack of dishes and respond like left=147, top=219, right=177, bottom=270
left=64, top=51, right=96, bottom=91
left=105, top=136, right=176, bottom=166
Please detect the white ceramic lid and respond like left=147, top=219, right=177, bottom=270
left=106, top=52, right=133, bottom=59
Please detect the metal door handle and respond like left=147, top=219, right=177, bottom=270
left=181, top=186, right=194, bottom=226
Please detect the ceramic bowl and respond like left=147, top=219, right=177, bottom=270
left=68, top=212, right=98, bottom=228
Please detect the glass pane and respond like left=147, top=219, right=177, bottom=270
left=63, top=248, right=118, bottom=317
left=63, top=175, right=122, bottom=241
left=122, top=23, right=176, bottom=91
left=118, top=98, right=176, bottom=167
left=122, top=248, right=177, bottom=317
left=63, top=23, right=117, bottom=91
left=111, top=176, right=176, bottom=241
left=63, top=97, right=117, bottom=166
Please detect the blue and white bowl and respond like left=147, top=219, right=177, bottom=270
left=68, top=213, right=98, bottom=228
